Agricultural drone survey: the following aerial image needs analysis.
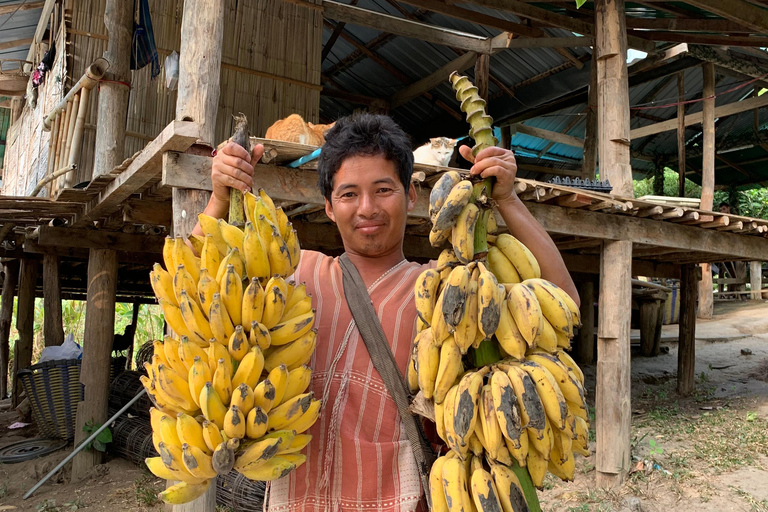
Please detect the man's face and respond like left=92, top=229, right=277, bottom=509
left=324, top=154, right=416, bottom=258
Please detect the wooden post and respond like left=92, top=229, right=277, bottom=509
left=698, top=63, right=716, bottom=320
left=72, top=249, right=118, bottom=480
left=474, top=53, right=490, bottom=102
left=594, top=0, right=633, bottom=489
left=751, top=261, right=763, bottom=300
left=91, top=0, right=132, bottom=179
left=500, top=126, right=511, bottom=150
left=0, top=260, right=19, bottom=399
left=582, top=50, right=598, bottom=180
left=13, top=258, right=38, bottom=408
left=639, top=299, right=663, bottom=357
left=677, top=264, right=698, bottom=396
left=43, top=254, right=64, bottom=347
left=652, top=164, right=664, bottom=196
left=171, top=0, right=224, bottom=507
left=575, top=280, right=595, bottom=365
left=677, top=72, right=686, bottom=197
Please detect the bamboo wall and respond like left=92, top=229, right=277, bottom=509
left=4, top=0, right=322, bottom=196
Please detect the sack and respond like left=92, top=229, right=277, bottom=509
left=38, top=333, right=82, bottom=363
left=165, top=51, right=179, bottom=91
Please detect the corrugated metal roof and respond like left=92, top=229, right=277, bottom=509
left=0, top=1, right=43, bottom=70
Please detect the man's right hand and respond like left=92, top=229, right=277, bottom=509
left=211, top=142, right=265, bottom=207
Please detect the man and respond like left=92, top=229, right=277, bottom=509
left=200, top=113, right=578, bottom=511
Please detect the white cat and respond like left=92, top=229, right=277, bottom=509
left=413, top=137, right=457, bottom=167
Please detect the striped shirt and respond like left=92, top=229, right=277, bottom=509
left=267, top=250, right=430, bottom=512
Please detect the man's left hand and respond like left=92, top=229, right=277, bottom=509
left=459, top=145, right=518, bottom=204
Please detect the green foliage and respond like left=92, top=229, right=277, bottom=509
left=575, top=0, right=587, bottom=7
left=633, top=168, right=703, bottom=198
left=81, top=421, right=112, bottom=452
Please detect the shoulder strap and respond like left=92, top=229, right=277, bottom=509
left=338, top=253, right=434, bottom=508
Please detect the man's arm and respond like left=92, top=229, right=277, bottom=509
left=459, top=145, right=579, bottom=306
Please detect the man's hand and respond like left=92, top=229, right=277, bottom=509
left=459, top=145, right=518, bottom=204
left=211, top=142, right=264, bottom=206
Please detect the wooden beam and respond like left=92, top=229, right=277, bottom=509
left=628, top=31, right=768, bottom=47
left=0, top=260, right=18, bottom=399
left=322, top=0, right=492, bottom=53
left=677, top=264, right=698, bottom=395
left=683, top=0, right=768, bottom=35
left=36, top=226, right=165, bottom=253
left=698, top=62, right=716, bottom=321
left=24, top=0, right=55, bottom=66
left=625, top=17, right=753, bottom=32
left=582, top=52, right=598, bottom=179
left=13, top=258, right=38, bottom=407
left=688, top=44, right=768, bottom=81
left=491, top=36, right=594, bottom=50
left=389, top=51, right=477, bottom=108
left=396, top=0, right=543, bottom=37
left=42, top=254, right=64, bottom=347
left=750, top=260, right=763, bottom=300
left=0, top=1, right=45, bottom=15
left=575, top=280, right=595, bottom=364
left=0, top=38, right=34, bottom=52
left=475, top=53, right=490, bottom=101
left=677, top=72, right=686, bottom=197
left=75, top=120, right=200, bottom=227
left=511, top=123, right=584, bottom=148
left=322, top=0, right=358, bottom=62
left=322, top=86, right=390, bottom=110
left=630, top=93, right=768, bottom=139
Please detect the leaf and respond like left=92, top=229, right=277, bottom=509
left=575, top=0, right=587, bottom=7
left=747, top=411, right=758, bottom=422
left=96, top=427, right=112, bottom=444
left=93, top=439, right=106, bottom=452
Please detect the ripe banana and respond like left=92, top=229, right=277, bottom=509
left=520, top=361, right=569, bottom=431
left=525, top=353, right=587, bottom=418
left=415, top=328, right=439, bottom=400
left=430, top=288, right=451, bottom=346
left=197, top=269, right=219, bottom=319
left=470, top=468, right=505, bottom=512
left=263, top=329, right=316, bottom=372
left=267, top=224, right=294, bottom=277
left=487, top=246, right=521, bottom=285
left=178, top=289, right=214, bottom=346
left=217, top=247, right=246, bottom=284
left=207, top=340, right=232, bottom=377
left=505, top=283, right=543, bottom=348
left=158, top=479, right=212, bottom=505
left=212, top=357, right=233, bottom=405
left=228, top=325, right=250, bottom=362
left=280, top=397, right=320, bottom=434
left=243, top=221, right=271, bottom=282
left=433, top=180, right=474, bottom=231
left=429, top=170, right=462, bottom=221
left=495, top=303, right=527, bottom=360
left=556, top=349, right=584, bottom=386
left=268, top=392, right=313, bottom=431
left=489, top=463, right=529, bottom=512
left=246, top=406, right=270, bottom=439
left=232, top=346, right=265, bottom=390
left=414, top=268, right=441, bottom=326
left=220, top=264, right=243, bottom=326
left=182, top=443, right=218, bottom=479
left=451, top=203, right=480, bottom=264
left=173, top=237, right=201, bottom=284
left=253, top=378, right=277, bottom=413
left=199, top=382, right=228, bottom=429
left=262, top=282, right=287, bottom=329
left=145, top=456, right=206, bottom=485
left=224, top=404, right=246, bottom=439
left=269, top=310, right=315, bottom=346
left=236, top=455, right=299, bottom=481
left=176, top=413, right=209, bottom=455
left=178, top=336, right=207, bottom=372
left=159, top=300, right=193, bottom=340
left=452, top=370, right=484, bottom=445
left=490, top=370, right=523, bottom=448
left=242, top=278, right=266, bottom=331
left=477, top=263, right=502, bottom=340
left=201, top=420, right=224, bottom=453
left=478, top=384, right=503, bottom=461
left=441, top=457, right=470, bottom=512
left=200, top=234, right=222, bottom=280
left=150, top=264, right=177, bottom=307
left=506, top=366, right=547, bottom=449
left=433, top=336, right=463, bottom=404
left=494, top=233, right=541, bottom=281
left=441, top=265, right=470, bottom=332
left=537, top=318, right=559, bottom=353
left=198, top=213, right=228, bottom=257
left=218, top=218, right=245, bottom=254
left=524, top=278, right=573, bottom=337
left=454, top=279, right=478, bottom=354
left=250, top=321, right=272, bottom=351
left=231, top=383, right=255, bottom=416
left=174, top=264, right=201, bottom=309
left=234, top=436, right=283, bottom=472
left=209, top=293, right=235, bottom=345
left=429, top=226, right=452, bottom=248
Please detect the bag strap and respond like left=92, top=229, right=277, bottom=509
left=338, top=253, right=434, bottom=508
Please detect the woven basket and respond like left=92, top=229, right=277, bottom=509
left=134, top=341, right=154, bottom=371
left=18, top=359, right=84, bottom=440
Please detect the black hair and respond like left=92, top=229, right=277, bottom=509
left=718, top=201, right=730, bottom=208
left=317, top=113, right=414, bottom=201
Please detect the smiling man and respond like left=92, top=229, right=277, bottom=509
left=201, top=113, right=578, bottom=511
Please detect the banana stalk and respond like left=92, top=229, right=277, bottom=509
left=229, top=113, right=250, bottom=228
left=509, top=459, right=542, bottom=512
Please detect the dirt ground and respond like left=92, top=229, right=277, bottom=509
left=1, top=300, right=767, bottom=512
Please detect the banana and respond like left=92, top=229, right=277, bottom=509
left=487, top=246, right=521, bottom=285
left=150, top=264, right=177, bottom=307
left=429, top=455, right=451, bottom=512
left=477, top=263, right=502, bottom=340
left=548, top=283, right=580, bottom=326
left=198, top=213, right=228, bottom=257
left=232, top=346, right=265, bottom=390
left=267, top=223, right=294, bottom=277
left=159, top=300, right=192, bottom=340
left=262, top=283, right=287, bottom=329
left=274, top=206, right=291, bottom=239
left=430, top=288, right=451, bottom=346
left=269, top=392, right=314, bottom=431
left=243, top=221, right=271, bottom=282
left=454, top=278, right=479, bottom=354
left=246, top=406, right=270, bottom=439
left=162, top=236, right=175, bottom=274
left=451, top=203, right=480, bottom=264
left=494, top=234, right=541, bottom=281
left=159, top=415, right=182, bottom=448
left=212, top=357, right=233, bottom=405
left=505, top=283, right=543, bottom=348
left=281, top=433, right=312, bottom=454
left=433, top=336, right=463, bottom=404
left=441, top=457, right=469, bottom=512
left=549, top=417, right=572, bottom=465
left=429, top=226, right=452, bottom=248
left=234, top=436, right=284, bottom=471
left=244, top=190, right=258, bottom=225
left=145, top=456, right=206, bottom=485
left=197, top=269, right=219, bottom=319
left=162, top=336, right=188, bottom=377
left=442, top=385, right=467, bottom=459
left=178, top=336, right=207, bottom=372
left=174, top=264, right=201, bottom=309
left=269, top=364, right=290, bottom=406
left=495, top=303, right=527, bottom=360
left=237, top=455, right=298, bottom=481
left=555, top=330, right=571, bottom=350
left=526, top=443, right=548, bottom=489
left=150, top=407, right=171, bottom=434
left=253, top=378, right=277, bottom=412
left=486, top=212, right=498, bottom=234
left=231, top=383, right=255, bottom=417
left=218, top=218, right=245, bottom=254
left=189, top=234, right=205, bottom=255
left=414, top=268, right=441, bottom=326
left=441, top=265, right=470, bottom=332
left=263, top=329, right=316, bottom=371
left=284, top=283, right=307, bottom=312
left=452, top=370, right=484, bottom=445
left=478, top=384, right=503, bottom=461
left=201, top=420, right=224, bottom=453
left=548, top=432, right=575, bottom=481
left=212, top=438, right=240, bottom=475
left=408, top=343, right=419, bottom=394
left=280, top=295, right=312, bottom=323
left=284, top=227, right=301, bottom=272
left=490, top=370, right=523, bottom=448
left=525, top=353, right=586, bottom=417
left=249, top=320, right=272, bottom=351
left=437, top=249, right=460, bottom=281
left=173, top=237, right=201, bottom=284
left=520, top=361, right=569, bottom=431
left=224, top=404, right=246, bottom=439
left=217, top=247, right=246, bottom=284
left=207, top=339, right=232, bottom=377
left=269, top=310, right=315, bottom=346
left=220, top=264, right=243, bottom=326
left=242, top=278, right=266, bottom=330
left=199, top=382, right=228, bottom=429
left=505, top=426, right=529, bottom=469
left=429, top=170, right=462, bottom=221
left=470, top=468, right=504, bottom=512
left=536, top=318, right=558, bottom=353
left=176, top=413, right=209, bottom=455
left=434, top=397, right=447, bottom=443
left=415, top=328, right=439, bottom=400
left=256, top=192, right=278, bottom=225
left=489, top=463, right=529, bottom=512
left=556, top=349, right=584, bottom=386
left=158, top=479, right=212, bottom=505
left=181, top=442, right=217, bottom=479
left=506, top=366, right=547, bottom=449
left=524, top=278, right=574, bottom=337
left=433, top=180, right=474, bottom=231
left=200, top=234, right=222, bottom=280
left=178, top=289, right=214, bottom=346
left=573, top=416, right=590, bottom=456
left=157, top=364, right=197, bottom=412
left=208, top=293, right=235, bottom=345
left=229, top=325, right=250, bottom=362
left=283, top=398, right=320, bottom=434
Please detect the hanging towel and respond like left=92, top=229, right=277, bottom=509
left=130, top=0, right=160, bottom=78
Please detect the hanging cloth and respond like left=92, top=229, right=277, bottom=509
left=130, top=0, right=160, bottom=78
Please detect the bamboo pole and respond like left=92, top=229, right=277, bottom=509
left=43, top=58, right=108, bottom=131
left=45, top=106, right=61, bottom=190
left=61, top=93, right=80, bottom=174
left=52, top=101, right=72, bottom=194
left=31, top=164, right=77, bottom=197
left=65, top=85, right=90, bottom=187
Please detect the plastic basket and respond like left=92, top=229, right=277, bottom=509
left=18, top=359, right=84, bottom=440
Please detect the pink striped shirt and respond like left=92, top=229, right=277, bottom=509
left=267, top=250, right=429, bottom=512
